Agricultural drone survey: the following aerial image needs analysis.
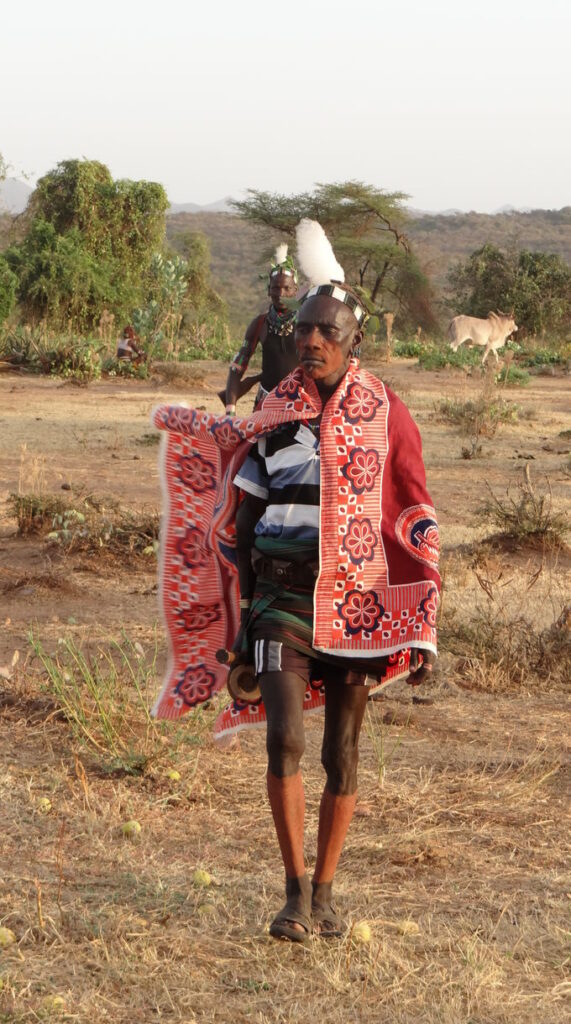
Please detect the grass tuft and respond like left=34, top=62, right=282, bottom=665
left=478, top=466, right=569, bottom=549
left=436, top=396, right=519, bottom=437
left=6, top=493, right=69, bottom=535
left=439, top=555, right=570, bottom=691
left=7, top=491, right=160, bottom=558
left=28, top=634, right=211, bottom=775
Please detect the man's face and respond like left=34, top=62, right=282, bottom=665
left=295, top=294, right=362, bottom=390
left=269, top=272, right=297, bottom=311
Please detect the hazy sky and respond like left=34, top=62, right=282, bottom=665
left=3, top=0, right=570, bottom=212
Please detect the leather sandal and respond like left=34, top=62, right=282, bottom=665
left=311, top=881, right=347, bottom=938
left=269, top=875, right=312, bottom=944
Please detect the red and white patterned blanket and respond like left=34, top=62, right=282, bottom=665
left=150, top=361, right=440, bottom=741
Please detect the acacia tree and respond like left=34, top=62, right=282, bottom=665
left=447, top=243, right=571, bottom=337
left=232, top=181, right=436, bottom=330
left=5, top=159, right=169, bottom=330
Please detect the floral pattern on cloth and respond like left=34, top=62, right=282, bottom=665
left=176, top=528, right=209, bottom=569
left=173, top=664, right=218, bottom=709
left=179, top=453, right=217, bottom=492
left=177, top=604, right=221, bottom=633
left=339, top=381, right=383, bottom=423
left=150, top=360, right=441, bottom=739
left=341, top=518, right=379, bottom=564
left=395, top=504, right=440, bottom=570
left=275, top=376, right=302, bottom=401
left=418, top=587, right=439, bottom=628
left=337, top=589, right=385, bottom=635
left=341, top=448, right=382, bottom=494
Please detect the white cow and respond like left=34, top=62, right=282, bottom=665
left=448, top=312, right=518, bottom=363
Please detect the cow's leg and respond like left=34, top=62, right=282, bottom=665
left=482, top=345, right=490, bottom=364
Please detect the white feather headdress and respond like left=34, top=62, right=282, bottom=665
left=295, top=219, right=345, bottom=287
left=273, top=243, right=288, bottom=266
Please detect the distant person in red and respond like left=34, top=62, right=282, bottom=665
left=117, top=325, right=146, bottom=365
left=223, top=246, right=299, bottom=413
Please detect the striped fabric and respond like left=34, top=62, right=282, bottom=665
left=234, top=422, right=320, bottom=548
left=254, top=639, right=284, bottom=674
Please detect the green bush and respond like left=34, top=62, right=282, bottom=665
left=494, top=365, right=530, bottom=387
left=418, top=343, right=481, bottom=370
left=103, top=356, right=149, bottom=379
left=393, top=338, right=423, bottom=357
left=177, top=324, right=237, bottom=362
left=0, top=255, right=17, bottom=325
left=0, top=326, right=104, bottom=380
left=5, top=160, right=169, bottom=331
left=517, top=343, right=570, bottom=367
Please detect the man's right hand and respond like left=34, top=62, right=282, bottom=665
left=406, top=649, right=436, bottom=686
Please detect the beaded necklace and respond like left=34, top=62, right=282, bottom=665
left=267, top=304, right=296, bottom=337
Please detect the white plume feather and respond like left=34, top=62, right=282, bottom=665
left=273, top=243, right=288, bottom=265
left=295, top=219, right=345, bottom=286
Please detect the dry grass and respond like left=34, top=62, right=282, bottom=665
left=478, top=466, right=569, bottom=550
left=1, top=366, right=570, bottom=1023
left=152, top=361, right=210, bottom=388
left=435, top=396, right=519, bottom=438
left=438, top=547, right=570, bottom=692
left=0, top=634, right=569, bottom=1024
left=0, top=568, right=74, bottom=597
left=434, top=367, right=521, bottom=464
left=6, top=492, right=160, bottom=559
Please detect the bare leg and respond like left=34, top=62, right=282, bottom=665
left=266, top=772, right=306, bottom=877
left=259, top=670, right=311, bottom=939
left=313, top=789, right=358, bottom=884
left=313, top=676, right=368, bottom=934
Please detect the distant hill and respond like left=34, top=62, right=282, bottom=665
left=0, top=177, right=32, bottom=214
left=166, top=207, right=571, bottom=331
left=0, top=179, right=234, bottom=217
left=169, top=197, right=233, bottom=214
left=409, top=207, right=571, bottom=287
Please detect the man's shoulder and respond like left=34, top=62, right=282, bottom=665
left=245, top=311, right=268, bottom=340
left=359, top=369, right=402, bottom=406
left=358, top=368, right=415, bottom=427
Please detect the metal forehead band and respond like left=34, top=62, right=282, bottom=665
left=270, top=268, right=296, bottom=278
left=305, top=284, right=367, bottom=326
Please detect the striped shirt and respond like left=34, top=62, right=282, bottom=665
left=234, top=420, right=320, bottom=550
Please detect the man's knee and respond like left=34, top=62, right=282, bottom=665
left=267, top=723, right=305, bottom=777
left=321, top=736, right=359, bottom=795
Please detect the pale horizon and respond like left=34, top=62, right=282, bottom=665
left=2, top=0, right=570, bottom=216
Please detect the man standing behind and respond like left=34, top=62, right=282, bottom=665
left=224, top=246, right=299, bottom=413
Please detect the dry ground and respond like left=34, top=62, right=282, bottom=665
left=0, top=360, right=569, bottom=1024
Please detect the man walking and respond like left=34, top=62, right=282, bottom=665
left=231, top=221, right=440, bottom=940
